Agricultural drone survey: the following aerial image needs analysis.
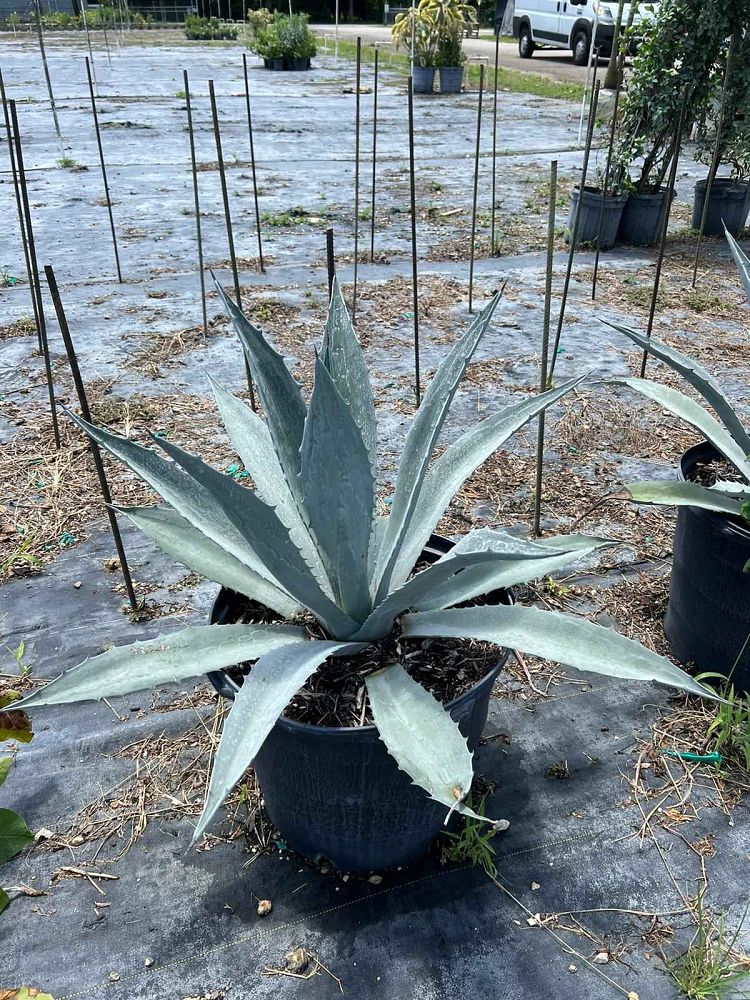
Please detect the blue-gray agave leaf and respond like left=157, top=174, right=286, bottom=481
left=153, top=434, right=358, bottom=637
left=117, top=506, right=302, bottom=619
left=628, top=480, right=746, bottom=515
left=192, top=639, right=365, bottom=843
left=366, top=663, right=508, bottom=826
left=373, top=293, right=502, bottom=601
left=725, top=226, right=750, bottom=302
left=17, top=624, right=306, bottom=708
left=300, top=355, right=376, bottom=622
left=213, top=277, right=306, bottom=499
left=389, top=374, right=590, bottom=590
left=321, top=277, right=379, bottom=472
left=611, top=378, right=750, bottom=481
left=403, top=607, right=716, bottom=699
left=608, top=322, right=750, bottom=459
left=209, top=374, right=331, bottom=595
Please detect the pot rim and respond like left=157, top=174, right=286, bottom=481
left=678, top=440, right=750, bottom=542
left=208, top=533, right=513, bottom=735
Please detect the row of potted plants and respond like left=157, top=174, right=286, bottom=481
left=391, top=0, right=474, bottom=95
left=16, top=236, right=750, bottom=872
left=569, top=0, right=750, bottom=250
left=184, top=15, right=239, bottom=42
left=248, top=12, right=317, bottom=71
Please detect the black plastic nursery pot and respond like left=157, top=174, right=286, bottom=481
left=663, top=442, right=750, bottom=691
left=567, top=186, right=628, bottom=250
left=617, top=188, right=673, bottom=246
left=412, top=65, right=435, bottom=94
left=438, top=66, right=463, bottom=94
left=263, top=57, right=311, bottom=70
left=207, top=534, right=512, bottom=872
left=692, top=177, right=750, bottom=238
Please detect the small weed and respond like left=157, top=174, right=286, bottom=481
left=260, top=206, right=315, bottom=227
left=545, top=760, right=571, bottom=780
left=56, top=156, right=80, bottom=169
left=684, top=289, right=733, bottom=315
left=666, top=893, right=750, bottom=999
left=442, top=796, right=499, bottom=877
left=358, top=206, right=372, bottom=221
left=699, top=676, right=750, bottom=771
left=429, top=180, right=443, bottom=192
left=174, top=89, right=186, bottom=99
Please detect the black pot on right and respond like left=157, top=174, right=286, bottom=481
left=692, top=177, right=750, bottom=237
left=618, top=188, right=673, bottom=246
left=664, top=441, right=750, bottom=691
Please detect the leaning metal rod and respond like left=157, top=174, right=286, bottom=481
left=86, top=57, right=122, bottom=283
left=80, top=0, right=97, bottom=92
left=490, top=32, right=500, bottom=254
left=549, top=83, right=600, bottom=381
left=692, top=35, right=735, bottom=288
left=369, top=46, right=379, bottom=263
left=639, top=92, right=688, bottom=379
left=591, top=81, right=622, bottom=300
left=34, top=0, right=63, bottom=150
left=208, top=78, right=256, bottom=409
left=101, top=10, right=113, bottom=69
left=407, top=75, right=420, bottom=407
left=9, top=100, right=60, bottom=449
left=183, top=70, right=208, bottom=339
left=44, top=265, right=139, bottom=615
left=468, top=63, right=485, bottom=315
left=352, top=36, right=362, bottom=320
left=0, top=68, right=41, bottom=352
left=242, top=53, right=265, bottom=273
left=532, top=159, right=558, bottom=538
left=326, top=227, right=335, bottom=298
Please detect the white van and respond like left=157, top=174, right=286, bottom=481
left=512, top=1, right=659, bottom=66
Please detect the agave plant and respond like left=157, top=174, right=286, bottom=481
left=19, top=278, right=712, bottom=844
left=608, top=230, right=750, bottom=520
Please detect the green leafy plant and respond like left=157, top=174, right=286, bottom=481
left=391, top=2, right=439, bottom=68
left=666, top=891, right=750, bottom=999
left=249, top=13, right=316, bottom=61
left=184, top=15, right=238, bottom=41
left=609, top=231, right=750, bottom=525
left=0, top=696, right=34, bottom=916
left=442, top=795, right=499, bottom=875
left=695, top=29, right=750, bottom=181
left=17, top=279, right=714, bottom=844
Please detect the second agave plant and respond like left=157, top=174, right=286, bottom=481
left=18, top=278, right=713, bottom=872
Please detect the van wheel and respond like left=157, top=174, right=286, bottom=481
left=518, top=24, right=535, bottom=58
left=572, top=28, right=590, bottom=65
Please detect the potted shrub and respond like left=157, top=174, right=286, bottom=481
left=18, top=280, right=713, bottom=872
left=392, top=3, right=439, bottom=94
left=426, top=0, right=476, bottom=94
left=566, top=184, right=629, bottom=251
left=612, top=0, right=739, bottom=246
left=692, top=32, right=750, bottom=237
left=250, top=13, right=316, bottom=71
left=184, top=15, right=239, bottom=41
left=608, top=232, right=750, bottom=690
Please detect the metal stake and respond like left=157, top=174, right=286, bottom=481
left=34, top=0, right=63, bottom=150
left=407, top=76, right=420, bottom=407
left=9, top=100, right=60, bottom=449
left=242, top=53, right=265, bottom=273
left=549, top=83, right=600, bottom=380
left=86, top=57, right=122, bottom=283
left=0, top=68, right=41, bottom=352
left=80, top=0, right=97, bottom=93
left=101, top=10, right=113, bottom=69
left=490, top=32, right=500, bottom=254
left=326, top=227, right=335, bottom=298
left=639, top=93, right=688, bottom=378
left=533, top=160, right=558, bottom=538
left=208, top=78, right=256, bottom=409
left=352, top=36, right=362, bottom=319
left=369, top=46, right=379, bottom=263
left=468, top=63, right=485, bottom=314
left=183, top=70, right=208, bottom=339
left=44, top=265, right=139, bottom=615
left=692, top=35, right=735, bottom=287
left=591, top=81, right=622, bottom=300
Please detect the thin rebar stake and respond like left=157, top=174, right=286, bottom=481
left=183, top=70, right=208, bottom=339
left=326, top=227, right=335, bottom=298
left=34, top=1, right=63, bottom=151
left=80, top=0, right=97, bottom=93
left=692, top=35, right=735, bottom=288
left=101, top=12, right=113, bottom=68
left=549, top=83, right=600, bottom=381
left=369, top=46, right=379, bottom=263
left=640, top=91, right=689, bottom=379
left=352, top=36, right=362, bottom=321
left=44, top=264, right=139, bottom=615
left=208, top=79, right=256, bottom=410
left=9, top=100, right=60, bottom=449
left=490, top=32, right=500, bottom=254
left=242, top=53, right=265, bottom=273
left=0, top=68, right=41, bottom=352
left=533, top=159, right=558, bottom=538
left=407, top=75, right=420, bottom=407
left=468, top=63, right=485, bottom=314
left=591, top=82, right=622, bottom=300
left=86, top=57, right=122, bottom=283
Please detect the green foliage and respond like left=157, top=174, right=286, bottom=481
left=249, top=13, right=316, bottom=61
left=20, top=276, right=714, bottom=843
left=695, top=30, right=750, bottom=179
left=702, top=680, right=750, bottom=770
left=246, top=6, right=273, bottom=33
left=391, top=0, right=474, bottom=67
left=184, top=15, right=238, bottom=41
left=56, top=157, right=79, bottom=170
left=442, top=796, right=499, bottom=876
left=666, top=892, right=750, bottom=999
